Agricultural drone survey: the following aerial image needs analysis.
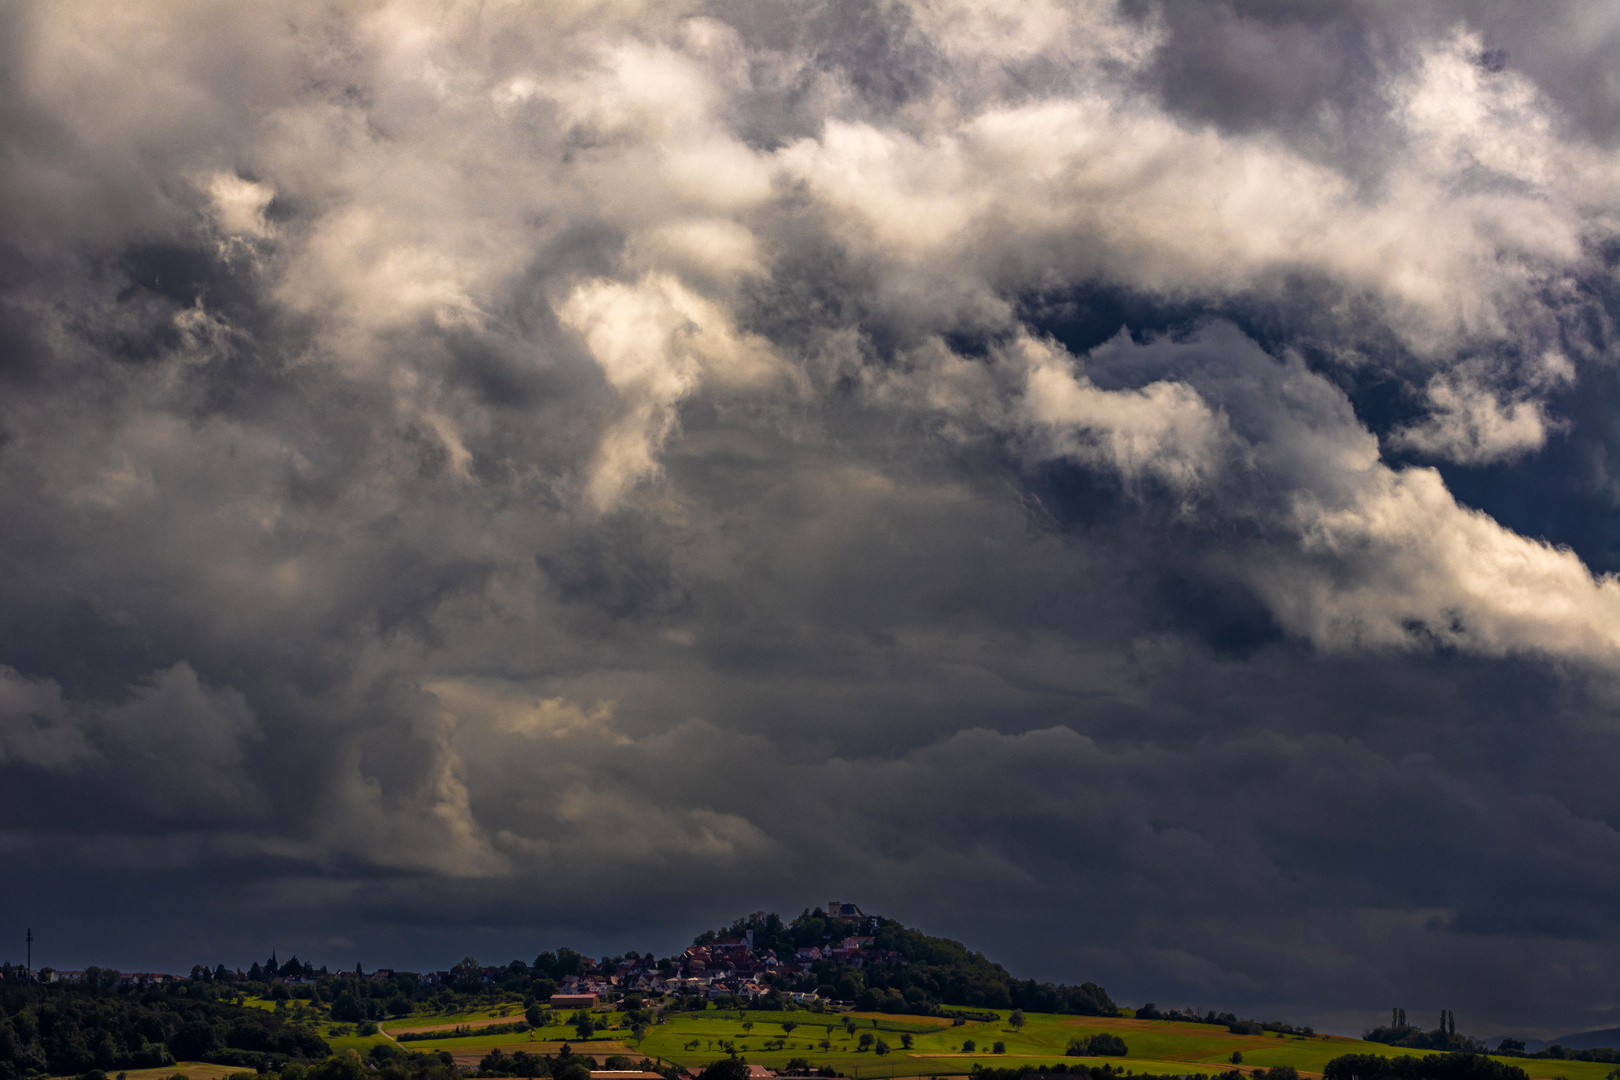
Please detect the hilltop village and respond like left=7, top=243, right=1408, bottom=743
left=544, top=904, right=889, bottom=1008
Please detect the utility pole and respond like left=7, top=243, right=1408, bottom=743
left=26, top=928, right=32, bottom=979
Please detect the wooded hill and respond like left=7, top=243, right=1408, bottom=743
left=706, top=910, right=1118, bottom=1016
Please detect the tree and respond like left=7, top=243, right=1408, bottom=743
left=902, top=1035, right=913, bottom=1049
left=1232, top=1053, right=1244, bottom=1064
left=993, top=1043, right=1006, bottom=1054
left=783, top=1022, right=798, bottom=1035
left=526, top=1003, right=544, bottom=1027
left=859, top=1034, right=875, bottom=1051
left=698, top=1061, right=750, bottom=1080
left=1009, top=1011, right=1025, bottom=1030
left=743, top=1021, right=754, bottom=1035
left=331, top=993, right=366, bottom=1023
left=573, top=1012, right=595, bottom=1040
left=876, top=1039, right=891, bottom=1056
left=962, top=1040, right=976, bottom=1053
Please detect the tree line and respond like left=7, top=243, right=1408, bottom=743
left=0, top=976, right=328, bottom=1079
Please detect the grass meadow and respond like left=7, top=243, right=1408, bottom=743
left=229, top=998, right=1620, bottom=1080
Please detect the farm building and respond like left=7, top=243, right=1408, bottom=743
left=549, top=992, right=598, bottom=1007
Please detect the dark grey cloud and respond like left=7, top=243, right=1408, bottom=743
left=1, top=0, right=1620, bottom=1042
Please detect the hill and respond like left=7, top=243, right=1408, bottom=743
left=702, top=910, right=1117, bottom=1016
left=1539, top=1028, right=1620, bottom=1052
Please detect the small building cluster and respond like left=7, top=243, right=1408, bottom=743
left=543, top=902, right=897, bottom=1007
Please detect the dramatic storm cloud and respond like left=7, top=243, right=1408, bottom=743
left=5, top=0, right=1620, bottom=1038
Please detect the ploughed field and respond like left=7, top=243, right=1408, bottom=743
left=360, top=1007, right=1620, bottom=1080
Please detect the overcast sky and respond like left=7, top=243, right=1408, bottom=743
left=4, top=0, right=1620, bottom=1040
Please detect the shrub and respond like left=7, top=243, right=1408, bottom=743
left=1067, top=1034, right=1128, bottom=1057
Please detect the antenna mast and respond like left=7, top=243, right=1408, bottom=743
left=26, top=928, right=32, bottom=978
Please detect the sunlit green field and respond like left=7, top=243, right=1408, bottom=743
left=395, top=1007, right=1620, bottom=1080
left=51, top=1064, right=247, bottom=1080
left=382, top=1004, right=528, bottom=1030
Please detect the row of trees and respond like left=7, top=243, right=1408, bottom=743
left=1364, top=1025, right=1482, bottom=1054
left=1323, top=1053, right=1531, bottom=1080
left=1495, top=1041, right=1620, bottom=1064
left=1134, top=1004, right=1314, bottom=1037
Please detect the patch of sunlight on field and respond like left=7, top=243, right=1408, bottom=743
left=51, top=1064, right=245, bottom=1080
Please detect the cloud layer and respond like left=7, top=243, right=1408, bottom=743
left=2, top=0, right=1620, bottom=1039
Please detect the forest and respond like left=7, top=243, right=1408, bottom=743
left=0, top=971, right=328, bottom=1078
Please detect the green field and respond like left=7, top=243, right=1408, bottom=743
left=51, top=1065, right=248, bottom=1080
left=392, top=1007, right=1620, bottom=1080
left=381, top=1004, right=528, bottom=1031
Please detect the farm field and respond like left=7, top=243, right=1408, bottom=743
left=394, top=1038, right=645, bottom=1068
left=381, top=1005, right=528, bottom=1031
left=50, top=1064, right=246, bottom=1080
left=397, top=1007, right=1620, bottom=1080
